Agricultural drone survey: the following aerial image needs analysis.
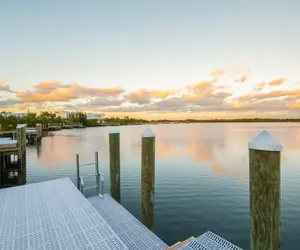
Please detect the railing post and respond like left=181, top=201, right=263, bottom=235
left=95, top=151, right=100, bottom=195
left=141, top=127, right=156, bottom=232
left=248, top=130, right=282, bottom=250
left=109, top=127, right=121, bottom=203
left=76, top=153, right=80, bottom=190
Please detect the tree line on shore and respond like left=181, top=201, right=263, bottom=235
left=0, top=111, right=299, bottom=130
left=0, top=111, right=90, bottom=130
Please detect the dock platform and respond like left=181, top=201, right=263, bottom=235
left=0, top=138, right=17, bottom=151
left=0, top=178, right=127, bottom=250
left=0, top=178, right=243, bottom=250
left=88, top=194, right=168, bottom=250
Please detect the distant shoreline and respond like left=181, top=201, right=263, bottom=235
left=101, top=118, right=300, bottom=127
left=1, top=110, right=299, bottom=131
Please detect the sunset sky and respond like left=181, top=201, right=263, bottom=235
left=1, top=1, right=300, bottom=119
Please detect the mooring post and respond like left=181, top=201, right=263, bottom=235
left=109, top=127, right=121, bottom=203
left=76, top=153, right=80, bottom=190
left=248, top=130, right=282, bottom=250
left=36, top=124, right=42, bottom=139
left=141, top=127, right=156, bottom=232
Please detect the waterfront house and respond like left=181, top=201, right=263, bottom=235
left=87, top=113, right=105, bottom=123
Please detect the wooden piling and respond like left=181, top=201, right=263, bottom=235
left=141, top=128, right=156, bottom=232
left=36, top=124, right=42, bottom=139
left=248, top=130, right=282, bottom=250
left=16, top=124, right=26, bottom=186
left=16, top=124, right=26, bottom=157
left=109, top=127, right=121, bottom=203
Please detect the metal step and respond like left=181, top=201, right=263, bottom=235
left=177, top=231, right=243, bottom=250
left=81, top=174, right=97, bottom=178
left=80, top=162, right=95, bottom=167
left=84, top=185, right=98, bottom=190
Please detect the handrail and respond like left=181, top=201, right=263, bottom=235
left=76, top=151, right=104, bottom=198
left=79, top=177, right=84, bottom=194
left=98, top=173, right=104, bottom=199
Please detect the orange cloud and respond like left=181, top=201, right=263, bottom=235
left=124, top=88, right=177, bottom=104
left=254, top=82, right=267, bottom=91
left=34, top=81, right=61, bottom=94
left=232, top=103, right=248, bottom=109
left=151, top=89, right=177, bottom=98
left=252, top=89, right=300, bottom=100
left=235, top=76, right=247, bottom=83
left=186, top=81, right=215, bottom=97
left=184, top=81, right=231, bottom=103
left=268, top=78, right=286, bottom=86
left=124, top=88, right=151, bottom=104
left=16, top=81, right=124, bottom=102
left=2, top=67, right=298, bottom=119
left=287, top=103, right=300, bottom=109
left=210, top=69, right=225, bottom=76
left=16, top=103, right=28, bottom=111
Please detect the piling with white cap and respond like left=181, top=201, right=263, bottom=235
left=141, top=127, right=156, bottom=232
left=109, top=127, right=121, bottom=203
left=248, top=130, right=281, bottom=250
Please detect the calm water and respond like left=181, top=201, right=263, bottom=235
left=23, top=123, right=300, bottom=249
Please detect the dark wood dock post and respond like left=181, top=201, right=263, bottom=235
left=16, top=124, right=26, bottom=185
left=109, top=127, right=121, bottom=203
left=248, top=130, right=282, bottom=250
left=36, top=124, right=42, bottom=140
left=141, top=128, right=156, bottom=232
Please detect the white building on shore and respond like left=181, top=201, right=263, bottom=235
left=87, top=113, right=105, bottom=123
left=1, top=113, right=27, bottom=118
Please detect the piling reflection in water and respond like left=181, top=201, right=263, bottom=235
left=0, top=136, right=44, bottom=188
left=0, top=152, right=27, bottom=188
left=37, top=140, right=42, bottom=158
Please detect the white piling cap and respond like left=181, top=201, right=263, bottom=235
left=141, top=128, right=155, bottom=137
left=248, top=130, right=282, bottom=152
left=109, top=127, right=120, bottom=134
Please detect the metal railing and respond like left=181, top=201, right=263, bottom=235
left=76, top=151, right=104, bottom=198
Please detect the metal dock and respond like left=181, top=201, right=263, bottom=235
left=88, top=194, right=168, bottom=250
left=0, top=178, right=127, bottom=250
left=0, top=178, right=243, bottom=250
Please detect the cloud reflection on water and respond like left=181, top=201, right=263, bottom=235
left=36, top=123, right=298, bottom=183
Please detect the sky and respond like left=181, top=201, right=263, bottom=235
left=1, top=0, right=300, bottom=119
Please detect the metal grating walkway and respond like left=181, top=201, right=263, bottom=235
left=177, top=231, right=243, bottom=250
left=88, top=194, right=169, bottom=250
left=0, top=178, right=128, bottom=250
